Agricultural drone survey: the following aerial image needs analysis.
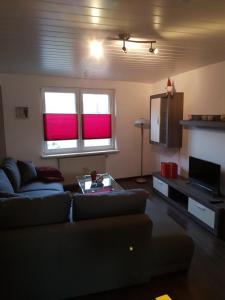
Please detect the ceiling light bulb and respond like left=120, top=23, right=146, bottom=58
left=122, top=46, right=127, bottom=53
left=122, top=40, right=127, bottom=53
left=90, top=40, right=103, bottom=59
left=153, top=47, right=159, bottom=55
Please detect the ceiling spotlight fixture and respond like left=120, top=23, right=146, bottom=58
left=116, top=33, right=159, bottom=55
left=149, top=41, right=159, bottom=55
left=119, top=33, right=130, bottom=53
left=122, top=39, right=127, bottom=53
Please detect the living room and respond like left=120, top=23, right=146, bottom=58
left=1, top=60, right=225, bottom=189
left=0, top=1, right=225, bottom=300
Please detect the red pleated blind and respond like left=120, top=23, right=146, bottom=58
left=43, top=113, right=78, bottom=141
left=82, top=114, right=112, bottom=139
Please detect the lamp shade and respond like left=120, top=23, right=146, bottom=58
left=134, top=118, right=149, bottom=128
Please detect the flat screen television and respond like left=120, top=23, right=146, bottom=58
left=189, top=156, right=221, bottom=196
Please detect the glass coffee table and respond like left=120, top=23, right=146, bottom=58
left=76, top=173, right=122, bottom=194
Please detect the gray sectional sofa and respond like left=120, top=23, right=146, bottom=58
left=0, top=187, right=194, bottom=300
left=0, top=158, right=64, bottom=197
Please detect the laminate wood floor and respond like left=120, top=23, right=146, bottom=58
left=72, top=176, right=225, bottom=300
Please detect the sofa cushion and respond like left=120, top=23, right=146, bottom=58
left=0, top=191, right=20, bottom=198
left=73, top=188, right=148, bottom=221
left=0, top=169, right=15, bottom=193
left=2, top=159, right=21, bottom=192
left=0, top=192, right=72, bottom=229
left=36, top=166, right=64, bottom=182
left=19, top=181, right=64, bottom=193
left=19, top=190, right=64, bottom=197
left=17, top=160, right=38, bottom=185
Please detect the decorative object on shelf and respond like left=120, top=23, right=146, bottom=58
left=201, top=115, right=208, bottom=121
left=220, top=114, right=225, bottom=122
left=166, top=78, right=173, bottom=96
left=188, top=114, right=221, bottom=121
left=188, top=114, right=202, bottom=120
left=213, top=115, right=220, bottom=121
left=134, top=118, right=149, bottom=183
left=110, top=33, right=159, bottom=54
left=205, top=115, right=220, bottom=121
left=180, top=119, right=225, bottom=130
left=160, top=162, right=178, bottom=178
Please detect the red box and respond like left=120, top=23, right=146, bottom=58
left=160, top=162, right=178, bottom=178
left=160, top=162, right=170, bottom=178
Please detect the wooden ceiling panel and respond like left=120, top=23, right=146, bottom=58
left=0, top=0, right=224, bottom=82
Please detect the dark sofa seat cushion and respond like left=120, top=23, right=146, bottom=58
left=0, top=191, right=20, bottom=198
left=0, top=192, right=72, bottom=229
left=2, top=159, right=21, bottom=192
left=0, top=169, right=14, bottom=193
left=73, top=188, right=148, bottom=221
left=17, top=160, right=38, bottom=184
left=20, top=189, right=64, bottom=197
left=19, top=181, right=64, bottom=193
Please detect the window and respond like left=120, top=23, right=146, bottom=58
left=42, top=88, right=115, bottom=155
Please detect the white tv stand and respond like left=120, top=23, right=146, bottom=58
left=152, top=172, right=225, bottom=238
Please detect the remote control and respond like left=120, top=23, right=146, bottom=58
left=210, top=200, right=223, bottom=204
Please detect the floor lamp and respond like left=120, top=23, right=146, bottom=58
left=134, top=118, right=149, bottom=183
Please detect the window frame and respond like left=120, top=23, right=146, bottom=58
left=80, top=88, right=115, bottom=152
left=41, top=87, right=116, bottom=156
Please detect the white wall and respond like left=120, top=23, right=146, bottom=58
left=0, top=74, right=152, bottom=182
left=150, top=60, right=225, bottom=193
left=2, top=61, right=224, bottom=187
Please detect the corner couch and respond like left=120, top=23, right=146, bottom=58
left=0, top=158, right=64, bottom=197
left=0, top=188, right=194, bottom=300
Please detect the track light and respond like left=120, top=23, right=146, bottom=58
left=122, top=39, right=127, bottom=53
left=149, top=41, right=159, bottom=55
left=117, top=33, right=159, bottom=55
left=154, top=47, right=159, bottom=55
left=119, top=33, right=130, bottom=53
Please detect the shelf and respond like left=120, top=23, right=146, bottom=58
left=152, top=172, right=225, bottom=238
left=153, top=172, right=225, bottom=206
left=180, top=120, right=225, bottom=130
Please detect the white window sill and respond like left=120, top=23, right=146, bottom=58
left=41, top=149, right=119, bottom=159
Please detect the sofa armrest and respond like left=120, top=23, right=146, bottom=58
left=0, top=191, right=72, bottom=229
left=73, top=188, right=149, bottom=221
